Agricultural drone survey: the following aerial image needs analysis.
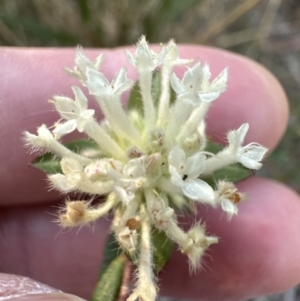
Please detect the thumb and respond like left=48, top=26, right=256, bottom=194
left=0, top=273, right=85, bottom=301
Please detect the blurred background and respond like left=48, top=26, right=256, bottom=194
left=0, top=0, right=299, bottom=300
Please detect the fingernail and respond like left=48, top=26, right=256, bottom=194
left=5, top=293, right=85, bottom=301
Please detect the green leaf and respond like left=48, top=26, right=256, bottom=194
left=126, top=78, right=143, bottom=114
left=100, top=233, right=122, bottom=275
left=152, top=228, right=174, bottom=273
left=202, top=163, right=251, bottom=188
left=152, top=70, right=162, bottom=107
left=91, top=233, right=126, bottom=301
left=203, top=140, right=252, bottom=187
left=31, top=152, right=62, bottom=174
left=152, top=71, right=176, bottom=107
left=31, top=139, right=99, bottom=174
left=126, top=71, right=175, bottom=114
left=90, top=254, right=126, bottom=301
left=205, top=140, right=223, bottom=154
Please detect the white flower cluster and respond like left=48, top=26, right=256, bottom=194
left=25, top=36, right=268, bottom=301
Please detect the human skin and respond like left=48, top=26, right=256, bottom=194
left=0, top=45, right=299, bottom=301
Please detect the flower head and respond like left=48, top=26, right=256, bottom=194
left=25, top=37, right=268, bottom=301
left=52, top=87, right=95, bottom=137
left=65, top=46, right=103, bottom=80
left=228, top=123, right=268, bottom=169
left=126, top=35, right=166, bottom=72
left=171, top=62, right=228, bottom=104
left=86, top=67, right=133, bottom=97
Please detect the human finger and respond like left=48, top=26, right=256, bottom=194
left=0, top=46, right=288, bottom=204
left=161, top=177, right=300, bottom=301
left=1, top=178, right=299, bottom=301
left=0, top=273, right=84, bottom=300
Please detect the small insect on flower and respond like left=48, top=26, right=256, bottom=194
left=25, top=36, right=268, bottom=301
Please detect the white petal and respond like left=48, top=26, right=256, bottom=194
left=137, top=35, right=149, bottom=52
left=185, top=152, right=206, bottom=178
left=75, top=47, right=95, bottom=75
left=184, top=63, right=201, bottom=88
left=94, top=54, right=104, bottom=70
left=201, top=63, right=211, bottom=90
left=239, top=143, right=267, bottom=170
left=170, top=73, right=185, bottom=95
left=24, top=126, right=54, bottom=149
left=114, top=67, right=127, bottom=87
left=182, top=179, right=215, bottom=203
left=136, top=36, right=151, bottom=59
left=164, top=40, right=191, bottom=67
left=37, top=124, right=54, bottom=139
left=168, top=146, right=186, bottom=172
left=165, top=40, right=179, bottom=63
left=243, top=145, right=268, bottom=161
left=77, top=109, right=94, bottom=132
left=113, top=67, right=134, bottom=94
left=86, top=68, right=110, bottom=95
left=53, top=120, right=77, bottom=136
left=72, top=86, right=88, bottom=111
left=169, top=166, right=183, bottom=188
left=228, top=123, right=249, bottom=148
left=125, top=49, right=136, bottom=67
left=135, top=36, right=157, bottom=70
left=221, top=199, right=238, bottom=217
left=64, top=67, right=81, bottom=79
left=236, top=123, right=249, bottom=144
left=198, top=91, right=220, bottom=102
left=156, top=46, right=166, bottom=66
left=239, top=155, right=262, bottom=170
left=211, top=67, right=228, bottom=92
left=53, top=95, right=77, bottom=119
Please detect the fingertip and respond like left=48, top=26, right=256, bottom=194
left=0, top=46, right=289, bottom=205
left=161, top=178, right=300, bottom=301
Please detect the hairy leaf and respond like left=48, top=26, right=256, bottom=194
left=126, top=71, right=176, bottom=114
left=202, top=163, right=251, bottom=187
left=205, top=140, right=224, bottom=154
left=152, top=228, right=174, bottom=273
left=126, top=76, right=143, bottom=114
left=100, top=233, right=122, bottom=275
left=91, top=254, right=126, bottom=301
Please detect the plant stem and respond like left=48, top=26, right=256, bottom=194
left=117, top=257, right=133, bottom=301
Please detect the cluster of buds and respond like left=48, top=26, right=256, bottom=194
left=25, top=36, right=268, bottom=301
